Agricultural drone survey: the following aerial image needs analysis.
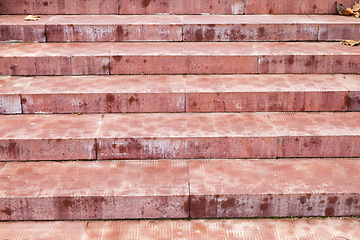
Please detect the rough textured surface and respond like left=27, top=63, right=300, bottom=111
left=0, top=114, right=101, bottom=160
left=118, top=0, right=245, bottom=15
left=189, top=159, right=360, bottom=218
left=1, top=218, right=360, bottom=239
left=183, top=15, right=319, bottom=42
left=97, top=113, right=278, bottom=160
left=2, top=15, right=359, bottom=43
left=46, top=15, right=182, bottom=42
left=0, top=160, right=189, bottom=220
left=245, top=0, right=356, bottom=14
left=0, top=159, right=360, bottom=220
left=0, top=221, right=87, bottom=240
left=0, top=0, right=118, bottom=14
left=2, top=74, right=357, bottom=114
left=0, top=42, right=359, bottom=75
left=2, top=112, right=360, bottom=160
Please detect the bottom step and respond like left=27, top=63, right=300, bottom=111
left=1, top=159, right=360, bottom=220
left=1, top=218, right=360, bottom=239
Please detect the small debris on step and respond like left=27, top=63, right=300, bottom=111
left=335, top=2, right=345, bottom=14
left=342, top=40, right=360, bottom=46
left=24, top=15, right=41, bottom=21
left=335, top=1, right=360, bottom=17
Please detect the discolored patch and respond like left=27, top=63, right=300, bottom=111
left=142, top=0, right=151, bottom=8
left=1, top=207, right=12, bottom=216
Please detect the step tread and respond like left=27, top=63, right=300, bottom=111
left=1, top=74, right=359, bottom=114
left=0, top=159, right=360, bottom=220
left=2, top=218, right=360, bottom=239
left=2, top=41, right=360, bottom=56
left=1, top=112, right=360, bottom=160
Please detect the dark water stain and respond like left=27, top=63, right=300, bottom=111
left=328, top=196, right=339, bottom=204
left=1, top=207, right=12, bottom=216
left=195, top=29, right=203, bottom=42
left=325, top=207, right=335, bottom=216
left=142, top=0, right=151, bottom=8
left=105, top=93, right=115, bottom=103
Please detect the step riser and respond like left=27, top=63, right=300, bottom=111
left=1, top=113, right=360, bottom=161
left=0, top=196, right=189, bottom=220
left=190, top=194, right=359, bottom=218
left=1, top=0, right=355, bottom=14
left=2, top=15, right=360, bottom=43
left=2, top=56, right=360, bottom=76
left=2, top=194, right=358, bottom=220
left=3, top=136, right=360, bottom=160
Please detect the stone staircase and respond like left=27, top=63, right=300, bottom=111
left=1, top=0, right=360, bottom=236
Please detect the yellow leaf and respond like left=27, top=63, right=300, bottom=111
left=342, top=40, right=360, bottom=46
left=24, top=15, right=41, bottom=21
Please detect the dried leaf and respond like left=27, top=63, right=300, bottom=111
left=352, top=1, right=360, bottom=12
left=24, top=15, right=41, bottom=21
left=335, top=2, right=345, bottom=15
left=342, top=40, right=360, bottom=46
left=355, top=12, right=360, bottom=17
left=342, top=7, right=354, bottom=16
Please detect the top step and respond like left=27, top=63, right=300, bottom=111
left=0, top=0, right=356, bottom=15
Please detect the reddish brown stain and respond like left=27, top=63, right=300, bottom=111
left=205, top=29, right=215, bottom=41
left=183, top=198, right=190, bottom=213
left=260, top=203, right=268, bottom=211
left=10, top=65, right=17, bottom=75
left=128, top=95, right=139, bottom=105
left=191, top=196, right=206, bottom=217
left=195, top=29, right=203, bottom=42
left=286, top=55, right=295, bottom=65
left=320, top=200, right=325, bottom=204
left=346, top=197, right=354, bottom=206
left=257, top=27, right=266, bottom=38
left=142, top=0, right=151, bottom=8
left=112, top=56, right=123, bottom=62
left=263, top=197, right=269, bottom=202
left=220, top=197, right=236, bottom=209
left=43, top=1, right=48, bottom=6
left=305, top=55, right=316, bottom=67
left=207, top=24, right=216, bottom=28
left=300, top=196, right=307, bottom=204
left=105, top=93, right=115, bottom=103
left=144, top=59, right=147, bottom=63
left=63, top=198, right=74, bottom=208
left=116, top=25, right=124, bottom=41
left=325, top=207, right=335, bottom=216
left=93, top=196, right=105, bottom=204
left=307, top=206, right=313, bottom=211
left=8, top=142, right=20, bottom=158
left=313, top=4, right=317, bottom=10
left=304, top=143, right=308, bottom=147
left=102, top=63, right=109, bottom=71
left=21, top=98, right=27, bottom=104
left=328, top=196, right=339, bottom=204
left=294, top=138, right=299, bottom=142
left=268, top=8, right=274, bottom=14
left=1, top=207, right=12, bottom=216
left=192, top=102, right=197, bottom=107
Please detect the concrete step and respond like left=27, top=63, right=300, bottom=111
left=1, top=0, right=356, bottom=15
left=1, top=159, right=360, bottom=220
left=1, top=42, right=360, bottom=76
left=1, top=218, right=360, bottom=239
left=1, top=112, right=360, bottom=161
left=1, top=74, right=360, bottom=114
left=1, top=15, right=359, bottom=42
